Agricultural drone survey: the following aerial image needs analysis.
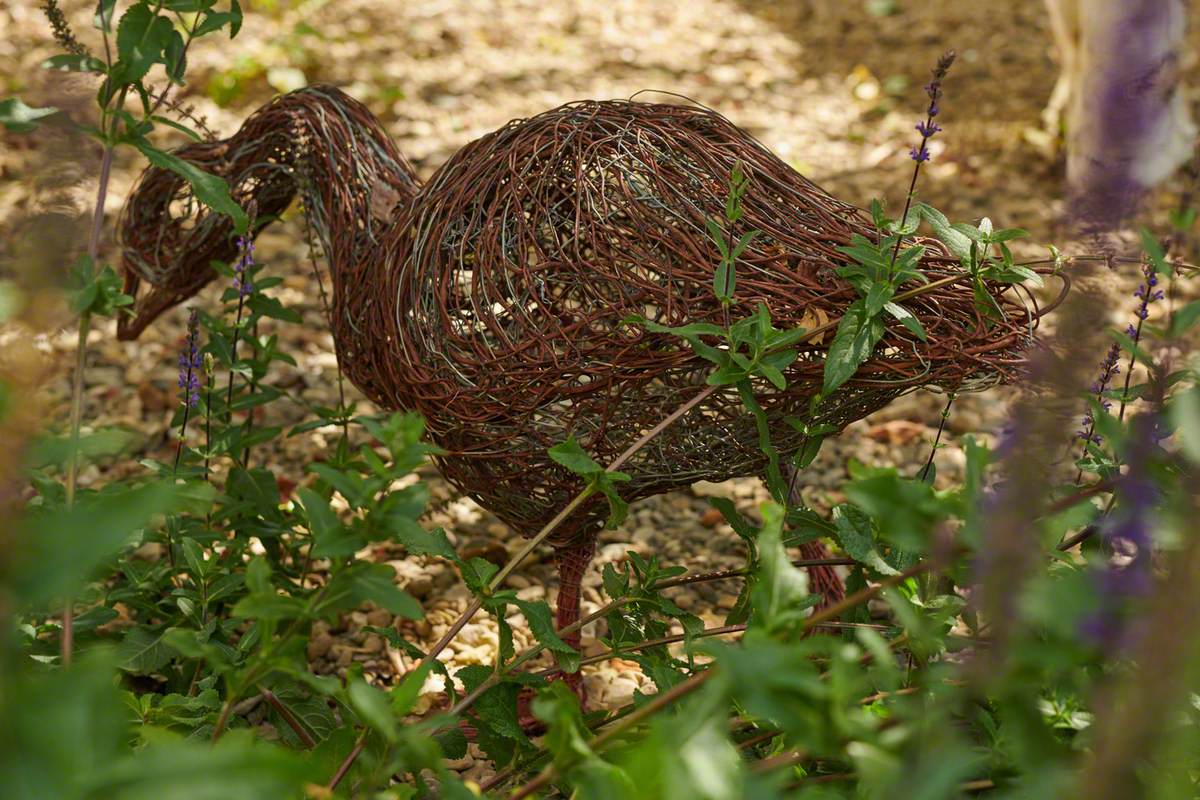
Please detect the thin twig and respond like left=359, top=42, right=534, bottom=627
left=260, top=688, right=316, bottom=749
left=328, top=728, right=368, bottom=790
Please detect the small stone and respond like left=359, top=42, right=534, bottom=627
left=604, top=676, right=640, bottom=706
left=632, top=526, right=656, bottom=544
left=692, top=479, right=737, bottom=499
left=362, top=633, right=384, bottom=653
left=673, top=592, right=697, bottom=611
left=700, top=507, right=725, bottom=528
left=307, top=631, right=334, bottom=660
left=366, top=607, right=393, bottom=627
left=506, top=573, right=532, bottom=589
left=445, top=754, right=474, bottom=771
left=716, top=594, right=737, bottom=610
left=331, top=643, right=354, bottom=667
left=388, top=559, right=434, bottom=598
left=515, top=585, right=545, bottom=602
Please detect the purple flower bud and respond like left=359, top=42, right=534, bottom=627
left=915, top=120, right=943, bottom=138
left=909, top=143, right=931, bottom=163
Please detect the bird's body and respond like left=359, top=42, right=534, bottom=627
left=119, top=86, right=1041, bottom=663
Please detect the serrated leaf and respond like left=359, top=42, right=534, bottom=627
left=390, top=518, right=457, bottom=560
left=460, top=557, right=500, bottom=594
left=915, top=203, right=972, bottom=259
left=513, top=599, right=578, bottom=671
left=549, top=435, right=602, bottom=476
left=114, top=4, right=174, bottom=84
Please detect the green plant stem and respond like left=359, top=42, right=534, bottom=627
left=328, top=729, right=368, bottom=791
left=919, top=393, right=955, bottom=482
left=260, top=687, right=316, bottom=748
left=61, top=136, right=116, bottom=666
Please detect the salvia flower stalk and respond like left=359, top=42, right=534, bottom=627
left=173, top=308, right=202, bottom=473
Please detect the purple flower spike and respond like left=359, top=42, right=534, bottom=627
left=234, top=235, right=255, bottom=298
left=909, top=144, right=931, bottom=163
left=178, top=308, right=202, bottom=408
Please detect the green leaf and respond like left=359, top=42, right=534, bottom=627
left=705, top=218, right=729, bottom=258
left=1168, top=299, right=1200, bottom=338
left=883, top=301, right=927, bottom=340
left=116, top=628, right=174, bottom=674
left=822, top=300, right=885, bottom=394
left=844, top=466, right=950, bottom=552
left=750, top=502, right=818, bottom=634
left=730, top=228, right=760, bottom=259
left=42, top=54, right=107, bottom=74
left=513, top=599, right=579, bottom=671
left=460, top=557, right=500, bottom=594
left=989, top=227, right=1029, bottom=243
left=163, top=29, right=187, bottom=84
left=134, top=140, right=248, bottom=232
left=549, top=435, right=603, bottom=476
left=348, top=679, right=398, bottom=742
left=114, top=4, right=174, bottom=84
left=87, top=731, right=317, bottom=799
left=12, top=481, right=179, bottom=608
left=181, top=537, right=209, bottom=580
left=595, top=475, right=630, bottom=529
left=390, top=518, right=457, bottom=560
left=864, top=281, right=894, bottom=316
left=333, top=564, right=423, bottom=620
left=297, top=488, right=364, bottom=558
left=915, top=203, right=972, bottom=259
left=231, top=592, right=305, bottom=621
left=0, top=97, right=58, bottom=133
left=832, top=504, right=898, bottom=575
left=1171, top=385, right=1200, bottom=464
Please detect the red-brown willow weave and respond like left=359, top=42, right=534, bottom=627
left=118, top=86, right=1052, bottom=641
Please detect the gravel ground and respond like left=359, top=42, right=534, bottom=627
left=4, top=0, right=1198, bottom=781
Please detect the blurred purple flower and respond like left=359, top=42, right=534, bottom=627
left=1075, top=342, right=1121, bottom=447
left=1079, top=413, right=1160, bottom=651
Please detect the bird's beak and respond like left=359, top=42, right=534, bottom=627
left=116, top=264, right=191, bottom=341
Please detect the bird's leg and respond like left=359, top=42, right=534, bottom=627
left=553, top=537, right=596, bottom=703
left=798, top=539, right=846, bottom=611
left=785, top=464, right=845, bottom=612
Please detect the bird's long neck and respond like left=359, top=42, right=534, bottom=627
left=274, top=87, right=420, bottom=404
left=119, top=86, right=420, bottom=399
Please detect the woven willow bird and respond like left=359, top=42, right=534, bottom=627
left=118, top=86, right=1046, bottom=685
